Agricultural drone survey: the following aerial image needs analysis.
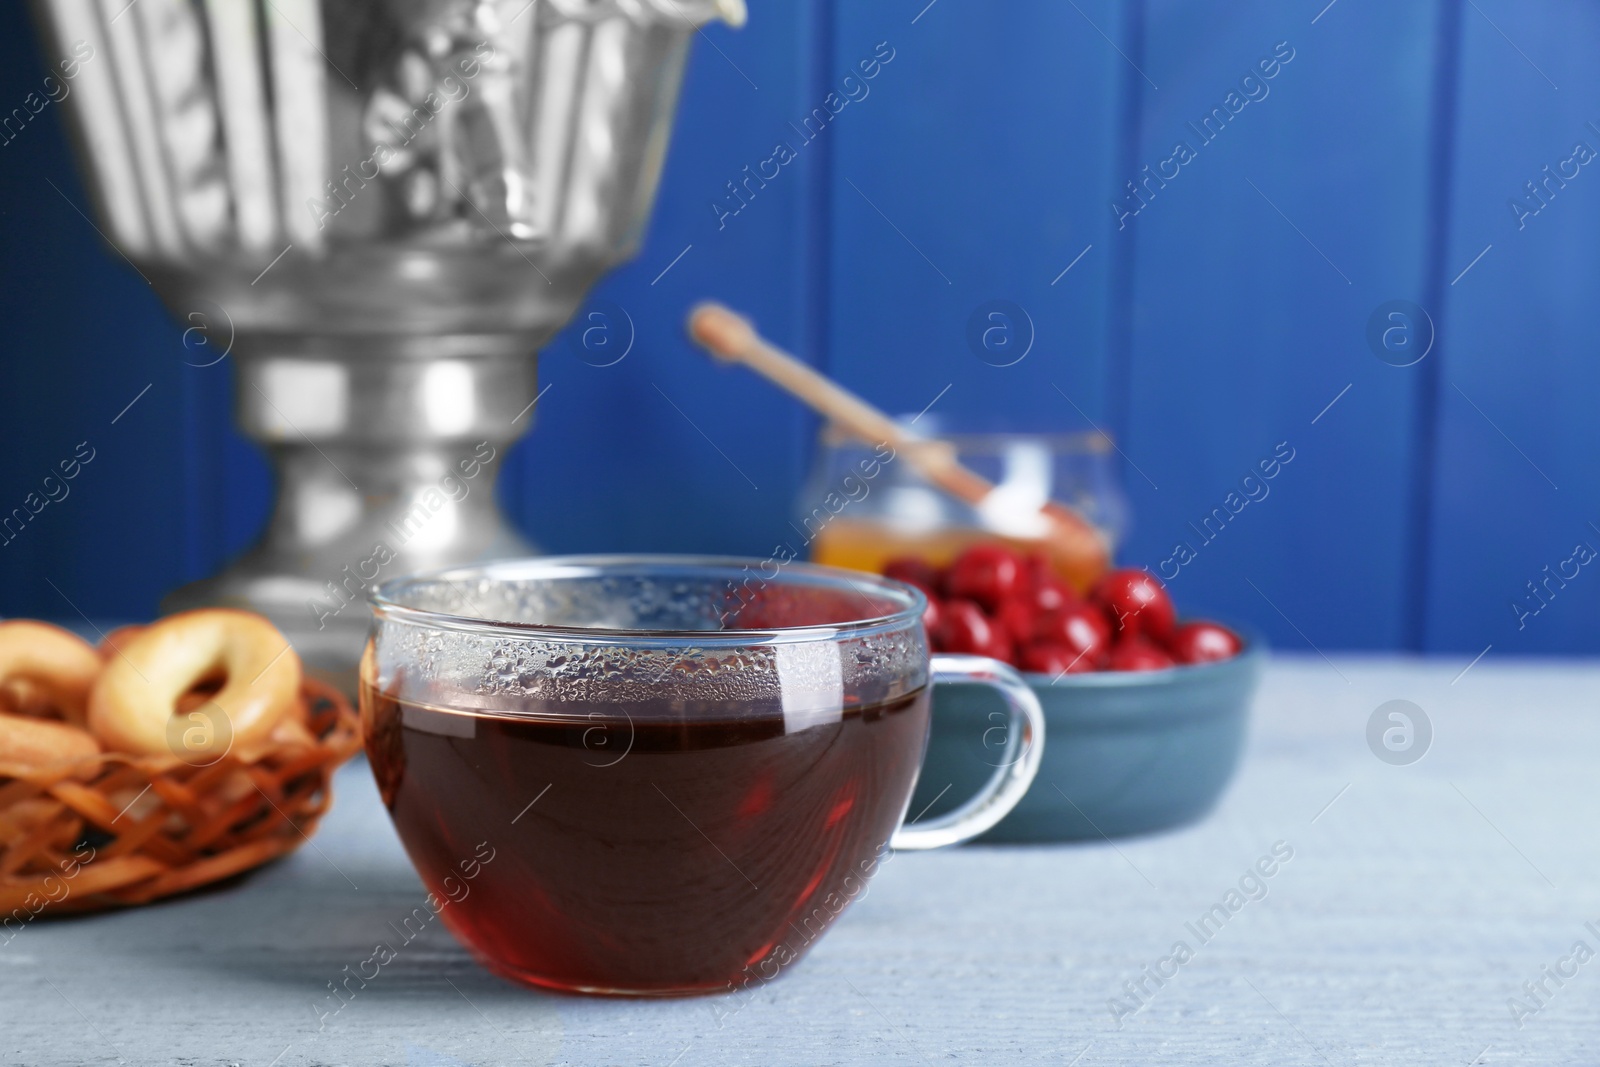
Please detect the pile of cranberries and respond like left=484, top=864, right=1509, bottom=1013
left=882, top=545, right=1242, bottom=675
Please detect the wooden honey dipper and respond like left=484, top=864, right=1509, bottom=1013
left=686, top=302, right=1111, bottom=579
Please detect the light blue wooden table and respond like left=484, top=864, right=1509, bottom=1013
left=4, top=657, right=1594, bottom=1065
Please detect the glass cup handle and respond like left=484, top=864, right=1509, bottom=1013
left=890, top=654, right=1046, bottom=851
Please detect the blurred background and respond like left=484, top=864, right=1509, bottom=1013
left=0, top=0, right=1593, bottom=655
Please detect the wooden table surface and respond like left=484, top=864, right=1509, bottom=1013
left=4, top=656, right=1597, bottom=1066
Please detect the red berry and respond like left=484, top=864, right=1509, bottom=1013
left=945, top=544, right=1025, bottom=611
left=1107, top=639, right=1175, bottom=672
left=1019, top=554, right=1077, bottom=613
left=994, top=597, right=1037, bottom=647
left=1032, top=575, right=1076, bottom=614
left=981, top=627, right=1016, bottom=666
left=939, top=599, right=1015, bottom=664
left=921, top=597, right=945, bottom=648
left=1020, top=641, right=1097, bottom=675
left=883, top=557, right=941, bottom=597
left=1023, top=552, right=1054, bottom=583
left=1032, top=604, right=1111, bottom=669
left=1168, top=621, right=1241, bottom=664
left=1092, top=568, right=1176, bottom=642
left=938, top=599, right=996, bottom=654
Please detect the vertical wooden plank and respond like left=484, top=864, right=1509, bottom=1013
left=1118, top=0, right=1446, bottom=650
left=221, top=409, right=272, bottom=560
left=179, top=354, right=219, bottom=584
left=501, top=2, right=821, bottom=558
left=178, top=355, right=268, bottom=581
left=0, top=5, right=196, bottom=622
left=825, top=0, right=1127, bottom=432
left=1424, top=0, right=1600, bottom=654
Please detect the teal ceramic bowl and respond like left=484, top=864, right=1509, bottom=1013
left=909, top=640, right=1265, bottom=843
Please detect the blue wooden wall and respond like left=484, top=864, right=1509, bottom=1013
left=0, top=0, right=1593, bottom=657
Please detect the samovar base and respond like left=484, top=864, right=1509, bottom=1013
left=165, top=342, right=543, bottom=694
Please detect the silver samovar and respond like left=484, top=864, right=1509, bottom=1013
left=31, top=0, right=743, bottom=687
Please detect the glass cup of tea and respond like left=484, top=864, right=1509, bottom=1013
left=362, top=555, right=1044, bottom=996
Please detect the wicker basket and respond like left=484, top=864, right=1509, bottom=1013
left=0, top=679, right=361, bottom=914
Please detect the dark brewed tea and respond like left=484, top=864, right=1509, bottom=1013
left=361, top=684, right=931, bottom=995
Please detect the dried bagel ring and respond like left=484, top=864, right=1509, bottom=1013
left=88, top=609, right=301, bottom=758
left=0, top=621, right=102, bottom=726
left=0, top=714, right=99, bottom=768
left=98, top=624, right=146, bottom=661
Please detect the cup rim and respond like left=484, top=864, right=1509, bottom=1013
left=368, top=554, right=929, bottom=644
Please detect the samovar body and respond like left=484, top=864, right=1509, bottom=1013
left=32, top=0, right=741, bottom=686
